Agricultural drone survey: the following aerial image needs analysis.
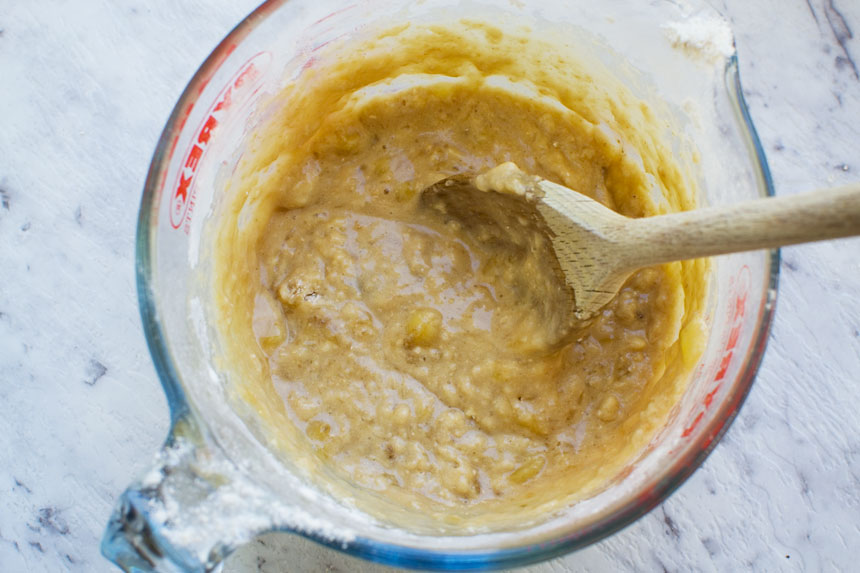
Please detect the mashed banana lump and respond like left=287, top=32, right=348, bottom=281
left=213, top=17, right=707, bottom=528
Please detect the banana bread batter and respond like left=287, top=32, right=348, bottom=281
left=212, top=18, right=707, bottom=530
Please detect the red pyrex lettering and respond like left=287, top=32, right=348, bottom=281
left=169, top=52, right=271, bottom=231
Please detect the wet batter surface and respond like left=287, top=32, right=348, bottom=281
left=213, top=18, right=706, bottom=529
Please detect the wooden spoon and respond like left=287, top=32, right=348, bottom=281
left=421, top=162, right=860, bottom=321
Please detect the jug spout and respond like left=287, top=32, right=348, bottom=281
left=101, top=416, right=288, bottom=572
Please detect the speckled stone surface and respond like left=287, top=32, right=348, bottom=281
left=1, top=1, right=858, bottom=571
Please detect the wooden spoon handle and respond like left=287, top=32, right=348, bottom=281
left=620, top=184, right=860, bottom=268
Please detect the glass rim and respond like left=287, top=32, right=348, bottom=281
left=135, top=1, right=779, bottom=569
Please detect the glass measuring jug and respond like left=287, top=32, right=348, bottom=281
left=102, top=0, right=777, bottom=570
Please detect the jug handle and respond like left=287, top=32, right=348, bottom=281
left=100, top=414, right=276, bottom=572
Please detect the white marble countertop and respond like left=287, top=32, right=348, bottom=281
left=1, top=1, right=859, bottom=571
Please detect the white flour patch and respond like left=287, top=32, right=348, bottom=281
left=139, top=439, right=356, bottom=568
left=663, top=15, right=735, bottom=61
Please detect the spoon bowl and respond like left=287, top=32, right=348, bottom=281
left=422, top=162, right=860, bottom=321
